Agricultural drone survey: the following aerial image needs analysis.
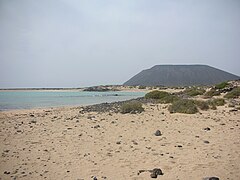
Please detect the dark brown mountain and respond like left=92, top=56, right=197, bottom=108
left=124, top=65, right=239, bottom=87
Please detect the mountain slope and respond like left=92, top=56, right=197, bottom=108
left=124, top=65, right=239, bottom=86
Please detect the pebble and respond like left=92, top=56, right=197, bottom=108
left=154, top=130, right=162, bottom=136
left=203, top=177, right=220, bottom=180
left=203, top=127, right=211, bottom=131
left=150, top=168, right=163, bottom=178
left=94, top=125, right=100, bottom=129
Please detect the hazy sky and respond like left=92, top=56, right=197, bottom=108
left=0, top=0, right=240, bottom=88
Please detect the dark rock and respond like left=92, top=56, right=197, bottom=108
left=204, top=140, right=210, bottom=144
left=154, top=130, right=162, bottom=136
left=203, top=177, right=220, bottom=180
left=203, top=127, right=211, bottom=131
left=31, top=120, right=37, bottom=123
left=150, top=168, right=163, bottom=178
left=94, top=125, right=100, bottom=129
left=4, top=171, right=10, bottom=174
left=229, top=109, right=238, bottom=112
left=116, top=141, right=121, bottom=145
left=93, top=176, right=97, bottom=180
left=150, top=173, right=157, bottom=178
left=84, top=86, right=112, bottom=92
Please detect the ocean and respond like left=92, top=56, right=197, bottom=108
left=0, top=91, right=145, bottom=110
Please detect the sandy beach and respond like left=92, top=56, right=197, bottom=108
left=0, top=97, right=239, bottom=180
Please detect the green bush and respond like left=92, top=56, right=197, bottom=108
left=194, top=100, right=209, bottom=110
left=215, top=82, right=229, bottom=89
left=224, top=87, right=240, bottom=99
left=145, top=90, right=170, bottom=99
left=210, top=98, right=225, bottom=106
left=183, top=87, right=206, bottom=97
left=120, top=101, right=144, bottom=114
left=138, top=86, right=146, bottom=89
left=168, top=99, right=198, bottom=114
left=204, top=89, right=221, bottom=98
left=158, top=95, right=180, bottom=104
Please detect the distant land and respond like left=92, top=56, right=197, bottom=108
left=124, top=65, right=240, bottom=87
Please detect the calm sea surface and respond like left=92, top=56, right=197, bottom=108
left=0, top=91, right=145, bottom=110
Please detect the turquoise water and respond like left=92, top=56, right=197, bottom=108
left=0, top=91, right=145, bottom=110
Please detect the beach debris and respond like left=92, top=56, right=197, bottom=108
left=203, top=177, right=220, bottom=180
left=154, top=130, right=162, bottom=136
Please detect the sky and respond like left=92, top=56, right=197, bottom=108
left=0, top=0, right=240, bottom=88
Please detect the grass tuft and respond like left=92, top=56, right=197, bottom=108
left=120, top=101, right=144, bottom=114
left=215, top=82, right=229, bottom=89
left=145, top=90, right=170, bottom=99
left=182, top=87, right=206, bottom=97
left=168, top=99, right=198, bottom=114
left=224, top=87, right=240, bottom=99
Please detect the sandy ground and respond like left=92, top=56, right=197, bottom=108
left=0, top=103, right=239, bottom=180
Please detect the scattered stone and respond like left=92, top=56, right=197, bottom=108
left=132, top=141, right=138, bottom=145
left=229, top=109, right=238, bottom=112
left=93, top=176, right=97, bottom=180
left=154, top=130, right=162, bottom=136
left=116, top=141, right=121, bottom=145
left=203, top=127, right=211, bottom=131
left=203, top=177, right=220, bottom=180
left=31, top=120, right=37, bottom=123
left=204, top=140, right=210, bottom=144
left=4, top=171, right=10, bottom=174
left=150, top=168, right=163, bottom=178
left=30, top=114, right=34, bottom=117
left=94, top=125, right=100, bottom=129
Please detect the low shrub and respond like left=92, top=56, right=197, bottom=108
left=138, top=86, right=146, bottom=89
left=158, top=95, right=180, bottom=104
left=204, top=89, right=221, bottom=98
left=215, top=82, right=229, bottom=89
left=210, top=98, right=225, bottom=106
left=183, top=87, right=206, bottom=97
left=168, top=99, right=198, bottom=114
left=145, top=90, right=170, bottom=99
left=120, top=101, right=144, bottom=114
left=224, top=87, right=240, bottom=99
left=194, top=100, right=209, bottom=110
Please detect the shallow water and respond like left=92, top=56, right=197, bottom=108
left=0, top=91, right=145, bottom=110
